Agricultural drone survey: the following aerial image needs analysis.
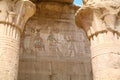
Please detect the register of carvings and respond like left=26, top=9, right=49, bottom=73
left=76, top=0, right=120, bottom=80
left=22, top=23, right=87, bottom=57
left=19, top=1, right=92, bottom=80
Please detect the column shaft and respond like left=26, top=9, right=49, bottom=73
left=75, top=1, right=120, bottom=80
left=0, top=24, right=20, bottom=80
left=91, top=31, right=120, bottom=80
left=0, top=0, right=35, bottom=80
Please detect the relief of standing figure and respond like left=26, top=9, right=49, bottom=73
left=34, top=29, right=45, bottom=51
left=47, top=31, right=62, bottom=56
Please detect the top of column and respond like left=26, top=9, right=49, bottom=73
left=83, top=0, right=120, bottom=5
left=0, top=0, right=36, bottom=32
left=75, top=0, right=120, bottom=38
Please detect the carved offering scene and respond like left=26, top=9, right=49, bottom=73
left=18, top=0, right=92, bottom=80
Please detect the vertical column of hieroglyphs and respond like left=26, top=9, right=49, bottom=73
left=76, top=0, right=120, bottom=80
left=0, top=0, right=35, bottom=80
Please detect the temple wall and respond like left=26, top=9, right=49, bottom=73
left=18, top=2, right=92, bottom=80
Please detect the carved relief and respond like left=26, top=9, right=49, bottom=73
left=63, top=35, right=76, bottom=57
left=47, top=30, right=62, bottom=56
left=22, top=20, right=86, bottom=58
left=34, top=29, right=45, bottom=51
left=19, top=2, right=92, bottom=80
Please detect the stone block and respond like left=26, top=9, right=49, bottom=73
left=34, top=61, right=52, bottom=75
left=71, top=75, right=86, bottom=80
left=51, top=74, right=70, bottom=80
left=19, top=60, right=35, bottom=73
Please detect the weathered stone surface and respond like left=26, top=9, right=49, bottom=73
left=0, top=0, right=35, bottom=80
left=18, top=1, right=92, bottom=80
left=83, top=0, right=120, bottom=5
left=76, top=0, right=120, bottom=80
left=31, top=0, right=74, bottom=4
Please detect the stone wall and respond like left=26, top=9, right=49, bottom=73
left=18, top=2, right=92, bottom=80
left=30, top=0, right=73, bottom=3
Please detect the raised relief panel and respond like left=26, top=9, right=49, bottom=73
left=47, top=31, right=62, bottom=56
left=19, top=2, right=92, bottom=80
left=33, top=29, right=45, bottom=51
left=22, top=22, right=86, bottom=58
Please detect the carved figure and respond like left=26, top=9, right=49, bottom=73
left=67, top=42, right=76, bottom=57
left=47, top=31, right=62, bottom=56
left=34, top=29, right=45, bottom=51
left=64, top=35, right=76, bottom=57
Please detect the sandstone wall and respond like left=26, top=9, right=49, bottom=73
left=18, top=2, right=92, bottom=80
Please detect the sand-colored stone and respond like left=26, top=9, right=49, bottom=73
left=31, top=0, right=73, bottom=3
left=18, top=1, right=93, bottom=80
left=76, top=0, right=120, bottom=80
left=0, top=0, right=35, bottom=80
left=0, top=0, right=93, bottom=80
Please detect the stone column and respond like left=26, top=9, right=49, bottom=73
left=75, top=0, right=120, bottom=80
left=0, top=0, right=35, bottom=80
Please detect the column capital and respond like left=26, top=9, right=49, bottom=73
left=83, top=0, right=120, bottom=5
left=0, top=0, right=36, bottom=32
left=76, top=1, right=120, bottom=80
left=75, top=1, right=120, bottom=39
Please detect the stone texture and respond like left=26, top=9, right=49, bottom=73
left=83, top=0, right=120, bottom=5
left=18, top=1, right=93, bottom=80
left=76, top=0, right=120, bottom=80
left=31, top=0, right=74, bottom=4
left=0, top=0, right=35, bottom=80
